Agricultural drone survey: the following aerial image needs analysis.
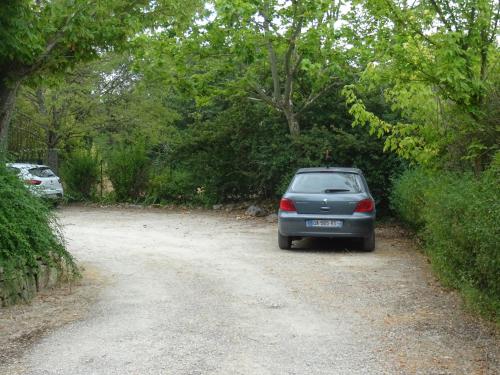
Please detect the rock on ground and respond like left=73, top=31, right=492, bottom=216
left=245, top=205, right=266, bottom=217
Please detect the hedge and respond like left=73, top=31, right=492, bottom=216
left=391, top=162, right=500, bottom=322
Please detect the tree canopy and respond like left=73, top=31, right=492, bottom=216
left=2, top=0, right=499, bottom=177
left=0, top=0, right=201, bottom=145
left=344, top=0, right=499, bottom=171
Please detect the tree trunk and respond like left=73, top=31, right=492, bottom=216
left=0, top=78, right=21, bottom=149
left=284, top=108, right=300, bottom=136
left=47, top=147, right=59, bottom=173
left=47, top=127, right=59, bottom=172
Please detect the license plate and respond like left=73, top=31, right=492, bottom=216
left=306, top=219, right=343, bottom=228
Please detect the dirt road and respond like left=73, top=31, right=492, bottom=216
left=1, top=206, right=498, bottom=374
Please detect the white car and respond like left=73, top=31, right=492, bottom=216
left=6, top=163, right=64, bottom=200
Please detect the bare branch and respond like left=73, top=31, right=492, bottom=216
left=260, top=3, right=281, bottom=102
left=429, top=0, right=454, bottom=32
left=298, top=79, right=340, bottom=114
left=489, top=3, right=500, bottom=43
left=291, top=54, right=303, bottom=77
left=251, top=85, right=280, bottom=110
left=283, top=0, right=304, bottom=104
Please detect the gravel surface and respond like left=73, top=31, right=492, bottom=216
left=1, top=206, right=498, bottom=374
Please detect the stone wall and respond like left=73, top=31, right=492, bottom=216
left=0, top=261, right=60, bottom=307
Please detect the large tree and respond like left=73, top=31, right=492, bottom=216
left=144, top=0, right=349, bottom=136
left=217, top=0, right=351, bottom=136
left=10, top=53, right=182, bottom=160
left=0, top=0, right=200, bottom=148
left=343, top=0, right=499, bottom=171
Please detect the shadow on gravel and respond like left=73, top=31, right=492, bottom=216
left=288, top=237, right=367, bottom=253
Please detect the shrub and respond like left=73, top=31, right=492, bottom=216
left=391, top=165, right=500, bottom=322
left=165, top=98, right=403, bottom=209
left=390, top=168, right=434, bottom=229
left=60, top=150, right=100, bottom=201
left=107, top=142, right=150, bottom=201
left=147, top=168, right=215, bottom=206
left=0, top=163, right=77, bottom=301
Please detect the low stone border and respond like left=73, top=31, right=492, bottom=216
left=0, top=261, right=61, bottom=307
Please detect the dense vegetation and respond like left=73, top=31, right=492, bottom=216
left=60, top=150, right=100, bottom=201
left=0, top=163, right=77, bottom=301
left=1, top=1, right=498, bottom=317
left=392, top=160, right=500, bottom=322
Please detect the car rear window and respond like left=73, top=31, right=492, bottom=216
left=29, top=167, right=56, bottom=178
left=290, top=172, right=364, bottom=194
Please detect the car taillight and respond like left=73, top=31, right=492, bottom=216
left=280, top=198, right=296, bottom=212
left=354, top=198, right=374, bottom=213
left=25, top=179, right=42, bottom=185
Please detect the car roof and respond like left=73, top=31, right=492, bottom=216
left=296, top=167, right=363, bottom=174
left=6, top=163, right=50, bottom=169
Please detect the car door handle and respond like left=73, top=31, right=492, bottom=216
left=320, top=206, right=330, bottom=211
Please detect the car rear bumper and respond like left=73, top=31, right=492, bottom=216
left=43, top=192, right=64, bottom=200
left=31, top=188, right=64, bottom=199
left=278, top=211, right=374, bottom=238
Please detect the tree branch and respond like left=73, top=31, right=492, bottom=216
left=298, top=79, right=340, bottom=114
left=251, top=85, right=280, bottom=110
left=489, top=3, right=500, bottom=43
left=260, top=3, right=281, bottom=102
left=283, top=0, right=304, bottom=106
left=20, top=3, right=90, bottom=78
left=429, top=0, right=454, bottom=32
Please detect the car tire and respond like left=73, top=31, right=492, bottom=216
left=362, top=231, right=375, bottom=252
left=278, top=232, right=292, bottom=250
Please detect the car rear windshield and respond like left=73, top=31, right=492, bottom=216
left=290, top=172, right=364, bottom=194
left=29, top=167, right=56, bottom=178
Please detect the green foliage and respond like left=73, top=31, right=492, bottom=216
left=391, top=163, right=500, bottom=321
left=0, top=0, right=201, bottom=73
left=0, top=163, right=77, bottom=299
left=390, top=168, right=434, bottom=230
left=163, top=92, right=402, bottom=210
left=141, top=0, right=352, bottom=135
left=60, top=150, right=100, bottom=201
left=107, top=143, right=150, bottom=201
left=147, top=168, right=214, bottom=206
left=344, top=0, right=499, bottom=171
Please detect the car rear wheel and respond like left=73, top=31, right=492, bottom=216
left=362, top=231, right=375, bottom=252
left=278, top=232, right=292, bottom=250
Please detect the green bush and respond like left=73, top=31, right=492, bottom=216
left=390, top=168, right=435, bottom=229
left=391, top=165, right=500, bottom=322
left=147, top=167, right=214, bottom=205
left=164, top=95, right=403, bottom=209
left=107, top=142, right=150, bottom=201
left=60, top=150, right=100, bottom=201
left=0, top=164, right=77, bottom=301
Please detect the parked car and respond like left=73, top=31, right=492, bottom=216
left=6, top=163, right=64, bottom=201
left=278, top=167, right=375, bottom=251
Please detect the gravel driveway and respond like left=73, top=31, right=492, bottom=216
left=2, top=206, right=498, bottom=374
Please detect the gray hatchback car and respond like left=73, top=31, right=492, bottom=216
left=278, top=167, right=375, bottom=251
